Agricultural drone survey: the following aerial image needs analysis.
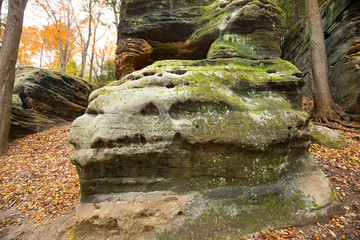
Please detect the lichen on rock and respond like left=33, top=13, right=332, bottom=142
left=68, top=0, right=344, bottom=239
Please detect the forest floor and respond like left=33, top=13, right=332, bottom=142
left=0, top=98, right=359, bottom=240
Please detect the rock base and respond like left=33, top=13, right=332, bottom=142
left=71, top=154, right=343, bottom=240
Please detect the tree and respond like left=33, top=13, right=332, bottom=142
left=93, top=38, right=115, bottom=86
left=40, top=22, right=77, bottom=70
left=39, top=22, right=50, bottom=67
left=76, top=0, right=93, bottom=78
left=305, top=0, right=350, bottom=122
left=18, top=26, right=42, bottom=66
left=105, top=0, right=120, bottom=28
left=94, top=59, right=115, bottom=87
left=35, top=0, right=78, bottom=72
left=0, top=0, right=28, bottom=155
left=87, top=0, right=107, bottom=83
left=277, top=0, right=306, bottom=28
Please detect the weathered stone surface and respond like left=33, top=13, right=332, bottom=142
left=69, top=59, right=343, bottom=238
left=282, top=0, right=360, bottom=114
left=70, top=58, right=309, bottom=194
left=115, top=0, right=285, bottom=79
left=11, top=67, right=93, bottom=138
left=69, top=0, right=344, bottom=239
left=311, top=126, right=347, bottom=149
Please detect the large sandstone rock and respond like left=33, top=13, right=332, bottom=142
left=11, top=67, right=93, bottom=138
left=282, top=0, right=360, bottom=115
left=115, top=0, right=285, bottom=79
left=69, top=0, right=344, bottom=239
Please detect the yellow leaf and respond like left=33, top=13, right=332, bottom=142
left=328, top=229, right=337, bottom=238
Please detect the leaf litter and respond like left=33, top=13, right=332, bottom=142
left=0, top=98, right=359, bottom=239
left=0, top=124, right=80, bottom=233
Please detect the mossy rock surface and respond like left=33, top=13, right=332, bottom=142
left=69, top=58, right=343, bottom=239
left=116, top=0, right=285, bottom=78
left=311, top=126, right=347, bottom=149
left=69, top=0, right=343, bottom=238
left=11, top=67, right=93, bottom=138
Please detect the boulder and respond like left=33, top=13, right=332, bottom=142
left=69, top=0, right=344, bottom=239
left=11, top=67, right=93, bottom=138
left=311, top=126, right=347, bottom=149
left=282, top=0, right=360, bottom=115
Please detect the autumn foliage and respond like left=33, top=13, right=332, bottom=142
left=18, top=22, right=78, bottom=69
left=16, top=0, right=117, bottom=85
left=17, top=26, right=42, bottom=66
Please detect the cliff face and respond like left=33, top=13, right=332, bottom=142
left=69, top=1, right=343, bottom=239
left=282, top=0, right=360, bottom=114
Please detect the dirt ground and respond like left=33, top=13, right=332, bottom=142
left=0, top=211, right=73, bottom=240
left=0, top=101, right=359, bottom=239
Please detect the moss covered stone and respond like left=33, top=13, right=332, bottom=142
left=69, top=0, right=343, bottom=239
left=311, top=126, right=347, bottom=149
left=69, top=56, right=343, bottom=239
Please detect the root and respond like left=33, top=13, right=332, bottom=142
left=332, top=103, right=351, bottom=121
left=312, top=103, right=351, bottom=124
left=313, top=122, right=360, bottom=134
left=348, top=114, right=360, bottom=122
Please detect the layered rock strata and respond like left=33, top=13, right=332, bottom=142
left=11, top=67, right=93, bottom=138
left=69, top=0, right=344, bottom=239
left=115, top=0, right=285, bottom=79
left=282, top=0, right=360, bottom=115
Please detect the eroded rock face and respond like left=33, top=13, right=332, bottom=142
left=69, top=0, right=343, bottom=239
left=115, top=0, right=285, bottom=79
left=11, top=67, right=93, bottom=138
left=282, top=0, right=360, bottom=115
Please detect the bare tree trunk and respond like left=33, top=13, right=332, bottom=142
left=39, top=24, right=49, bottom=67
left=0, top=0, right=28, bottom=155
left=88, top=37, right=95, bottom=83
left=88, top=14, right=100, bottom=84
left=35, top=0, right=76, bottom=73
left=294, top=0, right=299, bottom=23
left=59, top=45, right=67, bottom=72
left=79, top=48, right=88, bottom=78
left=79, top=0, right=93, bottom=78
left=106, top=0, right=120, bottom=28
left=305, top=0, right=350, bottom=122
